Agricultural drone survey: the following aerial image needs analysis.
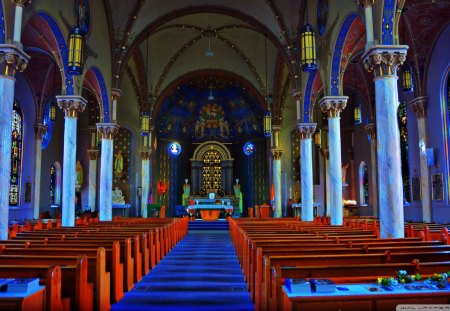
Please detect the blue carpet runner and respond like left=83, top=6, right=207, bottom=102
left=111, top=229, right=254, bottom=311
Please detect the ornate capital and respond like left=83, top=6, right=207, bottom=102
left=364, top=123, right=376, bottom=141
left=362, top=45, right=408, bottom=78
left=139, top=148, right=151, bottom=160
left=111, top=88, right=123, bottom=101
left=0, top=44, right=30, bottom=78
left=96, top=123, right=119, bottom=140
left=272, top=125, right=281, bottom=134
left=34, top=123, right=47, bottom=140
left=272, top=149, right=284, bottom=160
left=291, top=89, right=302, bottom=100
left=87, top=149, right=100, bottom=160
left=296, top=123, right=317, bottom=140
left=12, top=0, right=32, bottom=7
left=409, top=96, right=428, bottom=119
left=355, top=0, right=374, bottom=7
left=319, top=96, right=348, bottom=118
left=56, top=95, right=87, bottom=118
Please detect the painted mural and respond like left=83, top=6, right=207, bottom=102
left=156, top=83, right=264, bottom=142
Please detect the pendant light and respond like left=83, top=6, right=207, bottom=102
left=352, top=59, right=361, bottom=124
left=141, top=36, right=151, bottom=136
left=67, top=26, right=85, bottom=75
left=263, top=35, right=272, bottom=138
left=300, top=1, right=317, bottom=72
left=402, top=64, right=414, bottom=92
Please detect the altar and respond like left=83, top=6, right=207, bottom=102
left=188, top=197, right=233, bottom=221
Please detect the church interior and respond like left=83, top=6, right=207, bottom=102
left=0, top=0, right=450, bottom=310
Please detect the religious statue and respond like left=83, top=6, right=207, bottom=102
left=182, top=179, right=190, bottom=206
left=234, top=179, right=243, bottom=213
left=342, top=162, right=349, bottom=184
left=112, top=186, right=125, bottom=204
left=114, top=150, right=124, bottom=176
left=76, top=160, right=83, bottom=186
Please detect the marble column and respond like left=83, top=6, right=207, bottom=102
left=297, top=123, right=317, bottom=221
left=111, top=88, right=122, bottom=123
left=321, top=148, right=331, bottom=216
left=355, top=0, right=375, bottom=50
left=57, top=96, right=87, bottom=227
left=139, top=149, right=151, bottom=218
left=365, top=123, right=379, bottom=218
left=0, top=45, right=29, bottom=239
left=362, top=45, right=408, bottom=238
left=291, top=89, right=302, bottom=122
left=12, top=0, right=31, bottom=43
left=87, top=149, right=99, bottom=211
left=271, top=126, right=284, bottom=218
left=409, top=96, right=432, bottom=223
left=97, top=123, right=119, bottom=221
left=320, top=96, right=348, bottom=225
left=32, top=124, right=47, bottom=219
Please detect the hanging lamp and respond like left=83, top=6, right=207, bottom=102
left=402, top=64, right=414, bottom=92
left=300, top=22, right=317, bottom=72
left=67, top=26, right=85, bottom=75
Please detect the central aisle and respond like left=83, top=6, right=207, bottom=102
left=112, top=229, right=254, bottom=311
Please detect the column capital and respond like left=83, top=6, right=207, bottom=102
left=96, top=123, right=119, bottom=140
left=272, top=125, right=281, bottom=133
left=296, top=123, right=317, bottom=139
left=34, top=123, right=47, bottom=140
left=11, top=0, right=32, bottom=6
left=319, top=96, right=348, bottom=118
left=355, top=0, right=374, bottom=7
left=111, top=88, right=123, bottom=100
left=361, top=45, right=408, bottom=77
left=0, top=44, right=30, bottom=78
left=291, top=89, right=302, bottom=99
left=56, top=95, right=87, bottom=118
left=271, top=149, right=284, bottom=160
left=409, top=96, right=428, bottom=119
left=139, top=148, right=151, bottom=160
left=364, top=123, right=377, bottom=140
left=87, top=149, right=100, bottom=160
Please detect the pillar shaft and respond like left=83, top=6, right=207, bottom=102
left=87, top=150, right=99, bottom=211
left=355, top=1, right=375, bottom=49
left=32, top=124, right=47, bottom=219
left=57, top=96, right=87, bottom=227
left=363, top=45, right=408, bottom=238
left=272, top=150, right=283, bottom=218
left=291, top=89, right=301, bottom=122
left=97, top=123, right=119, bottom=221
left=111, top=89, right=122, bottom=123
left=320, top=96, right=348, bottom=225
left=297, top=123, right=316, bottom=221
left=0, top=44, right=29, bottom=239
left=139, top=149, right=151, bottom=218
left=365, top=123, right=379, bottom=218
left=410, top=96, right=432, bottom=223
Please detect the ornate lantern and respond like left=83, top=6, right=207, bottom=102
left=141, top=112, right=150, bottom=136
left=402, top=65, right=414, bottom=92
left=300, top=23, right=317, bottom=72
left=354, top=106, right=362, bottom=124
left=67, top=26, right=85, bottom=75
left=314, top=129, right=322, bottom=148
left=49, top=102, right=57, bottom=122
left=263, top=110, right=272, bottom=138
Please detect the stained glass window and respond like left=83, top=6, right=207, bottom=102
left=42, top=102, right=53, bottom=150
left=359, top=162, right=369, bottom=205
left=50, top=165, right=56, bottom=205
left=9, top=101, right=23, bottom=206
left=398, top=100, right=411, bottom=203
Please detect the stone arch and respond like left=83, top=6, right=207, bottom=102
left=84, top=66, right=110, bottom=122
left=192, top=140, right=233, bottom=162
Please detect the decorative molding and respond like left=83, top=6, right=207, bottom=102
left=291, top=89, right=302, bottom=100
left=111, top=88, right=123, bottom=100
left=319, top=96, right=348, bottom=118
left=0, top=44, right=30, bottom=77
left=56, top=95, right=87, bottom=118
left=362, top=45, right=408, bottom=78
left=191, top=140, right=233, bottom=162
left=12, top=0, right=32, bottom=7
left=354, top=0, right=374, bottom=7
left=364, top=123, right=377, bottom=141
left=87, top=149, right=100, bottom=161
left=96, top=122, right=119, bottom=140
left=409, top=96, right=428, bottom=119
left=34, top=123, right=47, bottom=140
left=296, top=123, right=317, bottom=140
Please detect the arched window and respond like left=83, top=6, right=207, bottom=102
left=9, top=101, right=23, bottom=206
left=359, top=162, right=369, bottom=206
left=398, top=100, right=411, bottom=203
left=42, top=101, right=53, bottom=150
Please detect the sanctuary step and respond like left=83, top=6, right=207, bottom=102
left=188, top=220, right=229, bottom=231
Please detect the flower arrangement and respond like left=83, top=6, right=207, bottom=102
left=424, top=272, right=449, bottom=288
left=343, top=199, right=357, bottom=206
left=377, top=270, right=421, bottom=287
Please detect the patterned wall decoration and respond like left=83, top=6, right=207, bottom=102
left=330, top=13, right=358, bottom=96
left=382, top=0, right=396, bottom=45
left=113, top=128, right=132, bottom=202
left=156, top=82, right=264, bottom=143
left=89, top=67, right=111, bottom=123
left=0, top=1, right=5, bottom=43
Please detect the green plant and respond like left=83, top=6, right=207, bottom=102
left=377, top=270, right=421, bottom=286
left=425, top=272, right=449, bottom=288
